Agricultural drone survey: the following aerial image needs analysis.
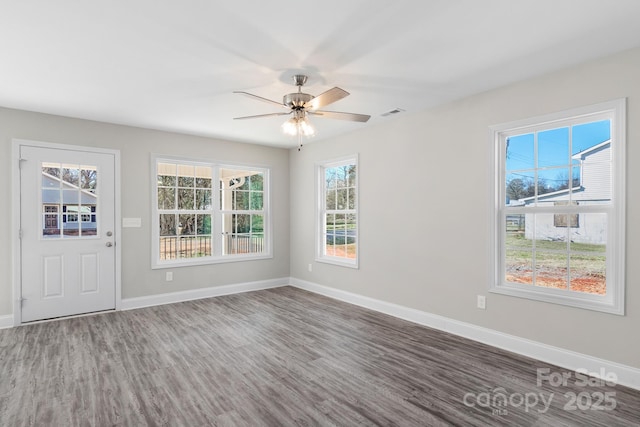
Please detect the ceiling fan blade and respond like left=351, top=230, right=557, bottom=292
left=310, top=110, right=371, bottom=123
left=234, top=112, right=291, bottom=120
left=304, top=87, right=349, bottom=110
left=233, top=91, right=286, bottom=108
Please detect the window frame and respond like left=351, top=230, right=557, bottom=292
left=489, top=99, right=626, bottom=315
left=315, top=154, right=359, bottom=269
left=151, top=154, right=272, bottom=269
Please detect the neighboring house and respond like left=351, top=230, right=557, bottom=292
left=519, top=140, right=610, bottom=245
left=42, top=172, right=98, bottom=236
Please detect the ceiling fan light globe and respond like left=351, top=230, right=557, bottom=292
left=299, top=118, right=315, bottom=136
left=281, top=119, right=298, bottom=136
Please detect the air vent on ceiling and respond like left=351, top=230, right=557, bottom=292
left=381, top=108, right=405, bottom=117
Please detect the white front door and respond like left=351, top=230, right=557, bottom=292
left=20, top=144, right=116, bottom=322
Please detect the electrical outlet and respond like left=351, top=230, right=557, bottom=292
left=166, top=271, right=173, bottom=282
left=308, top=263, right=313, bottom=272
left=477, top=295, right=486, bottom=310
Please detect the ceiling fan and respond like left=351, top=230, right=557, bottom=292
left=234, top=74, right=370, bottom=149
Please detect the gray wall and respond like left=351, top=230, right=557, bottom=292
left=0, top=109, right=290, bottom=313
left=289, top=47, right=640, bottom=369
left=1, top=46, right=637, bottom=370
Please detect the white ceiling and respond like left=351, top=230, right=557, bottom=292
left=2, top=1, right=640, bottom=148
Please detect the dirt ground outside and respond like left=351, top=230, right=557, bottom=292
left=326, top=238, right=605, bottom=294
left=506, top=267, right=605, bottom=295
left=326, top=244, right=356, bottom=259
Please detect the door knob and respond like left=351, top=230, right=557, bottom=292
left=106, top=231, right=113, bottom=237
left=106, top=242, right=113, bottom=247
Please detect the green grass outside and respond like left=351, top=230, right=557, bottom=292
left=506, top=232, right=605, bottom=252
left=505, top=232, right=605, bottom=273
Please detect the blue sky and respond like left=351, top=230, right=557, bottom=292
left=505, top=119, right=610, bottom=191
left=506, top=119, right=610, bottom=172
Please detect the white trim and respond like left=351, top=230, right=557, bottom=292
left=489, top=101, right=620, bottom=135
left=0, top=315, right=14, bottom=329
left=289, top=277, right=640, bottom=391
left=489, top=99, right=626, bottom=315
left=16, top=309, right=117, bottom=326
left=11, top=141, right=21, bottom=327
left=11, top=138, right=122, bottom=325
left=114, top=148, right=123, bottom=310
left=121, top=277, right=288, bottom=311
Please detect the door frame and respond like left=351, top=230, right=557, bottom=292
left=11, top=138, right=122, bottom=326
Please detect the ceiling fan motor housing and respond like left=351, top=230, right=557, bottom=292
left=283, top=92, right=313, bottom=109
left=234, top=73, right=370, bottom=124
left=283, top=74, right=313, bottom=109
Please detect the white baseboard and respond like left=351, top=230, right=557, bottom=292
left=290, top=277, right=640, bottom=391
left=121, top=277, right=289, bottom=311
left=0, top=315, right=14, bottom=329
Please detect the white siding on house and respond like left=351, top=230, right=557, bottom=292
left=524, top=211, right=607, bottom=245
left=522, top=142, right=610, bottom=245
left=575, top=143, right=611, bottom=202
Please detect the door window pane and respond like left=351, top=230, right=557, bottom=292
left=80, top=167, right=98, bottom=192
left=41, top=163, right=98, bottom=238
left=62, top=165, right=79, bottom=186
left=42, top=205, right=60, bottom=237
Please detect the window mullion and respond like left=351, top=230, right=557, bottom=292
left=212, top=165, right=222, bottom=257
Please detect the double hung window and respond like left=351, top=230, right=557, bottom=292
left=316, top=156, right=359, bottom=268
left=490, top=100, right=625, bottom=314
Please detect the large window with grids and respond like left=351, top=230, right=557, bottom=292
left=316, top=155, right=358, bottom=268
left=490, top=100, right=625, bottom=314
left=152, top=156, right=270, bottom=268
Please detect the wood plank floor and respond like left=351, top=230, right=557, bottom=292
left=1, top=286, right=638, bottom=426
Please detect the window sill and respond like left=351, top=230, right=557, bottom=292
left=489, top=284, right=623, bottom=315
left=152, top=253, right=273, bottom=269
left=316, top=257, right=359, bottom=269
